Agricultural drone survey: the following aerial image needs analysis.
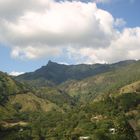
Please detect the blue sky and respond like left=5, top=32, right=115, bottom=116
left=0, top=0, right=140, bottom=74
left=97, top=0, right=140, bottom=27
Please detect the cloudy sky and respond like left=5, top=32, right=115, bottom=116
left=0, top=0, right=140, bottom=75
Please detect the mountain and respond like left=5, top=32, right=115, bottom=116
left=0, top=60, right=140, bottom=140
left=60, top=60, right=140, bottom=102
left=16, top=60, right=136, bottom=87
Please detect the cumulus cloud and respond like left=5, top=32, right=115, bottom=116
left=0, top=0, right=52, bottom=20
left=11, top=45, right=62, bottom=59
left=0, top=1, right=115, bottom=47
left=0, top=0, right=116, bottom=58
left=67, top=27, right=140, bottom=64
left=9, top=71, right=25, bottom=76
left=0, top=0, right=140, bottom=63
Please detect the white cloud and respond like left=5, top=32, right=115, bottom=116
left=0, top=0, right=116, bottom=59
left=114, top=18, right=126, bottom=27
left=67, top=27, right=140, bottom=64
left=0, top=0, right=53, bottom=20
left=0, top=0, right=140, bottom=64
left=11, top=45, right=62, bottom=59
left=9, top=71, right=25, bottom=76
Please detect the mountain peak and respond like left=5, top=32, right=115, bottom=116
left=48, top=60, right=54, bottom=64
left=47, top=60, right=59, bottom=65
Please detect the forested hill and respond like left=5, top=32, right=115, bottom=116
left=60, top=59, right=140, bottom=102
left=0, top=60, right=140, bottom=140
left=16, top=60, right=136, bottom=86
left=0, top=70, right=140, bottom=140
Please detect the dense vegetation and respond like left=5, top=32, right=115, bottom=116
left=0, top=91, right=139, bottom=140
left=0, top=72, right=28, bottom=104
left=0, top=60, right=140, bottom=140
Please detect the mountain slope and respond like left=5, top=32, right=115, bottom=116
left=60, top=60, right=140, bottom=102
left=0, top=72, right=63, bottom=120
left=0, top=71, right=28, bottom=105
left=120, top=81, right=140, bottom=94
left=0, top=72, right=74, bottom=140
left=16, top=60, right=136, bottom=86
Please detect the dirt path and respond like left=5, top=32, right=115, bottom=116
left=0, top=121, right=28, bottom=128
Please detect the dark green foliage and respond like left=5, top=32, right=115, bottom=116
left=117, top=93, right=140, bottom=112
left=13, top=103, right=22, bottom=112
left=0, top=72, right=29, bottom=104
left=35, top=87, right=75, bottom=108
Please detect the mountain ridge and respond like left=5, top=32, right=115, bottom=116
left=16, top=59, right=137, bottom=87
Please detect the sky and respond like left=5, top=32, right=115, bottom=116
left=0, top=0, right=140, bottom=75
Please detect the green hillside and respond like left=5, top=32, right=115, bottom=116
left=35, top=87, right=75, bottom=108
left=0, top=72, right=63, bottom=139
left=120, top=81, right=140, bottom=94
left=60, top=60, right=140, bottom=102
left=0, top=71, right=64, bottom=115
left=0, top=60, right=140, bottom=140
left=0, top=71, right=29, bottom=105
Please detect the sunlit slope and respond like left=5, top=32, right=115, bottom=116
left=0, top=72, right=61, bottom=120
left=60, top=60, right=140, bottom=102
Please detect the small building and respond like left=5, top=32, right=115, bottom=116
left=79, top=136, right=90, bottom=140
left=19, top=128, right=23, bottom=132
left=109, top=128, right=116, bottom=134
